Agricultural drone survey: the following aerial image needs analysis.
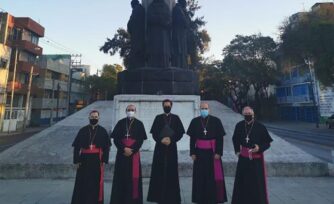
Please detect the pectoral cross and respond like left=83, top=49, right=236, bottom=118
left=203, top=129, right=208, bottom=135
left=90, top=144, right=93, bottom=150
left=246, top=136, right=250, bottom=143
left=125, top=133, right=130, bottom=139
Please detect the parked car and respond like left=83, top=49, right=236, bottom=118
left=325, top=114, right=334, bottom=129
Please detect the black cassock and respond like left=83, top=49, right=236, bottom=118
left=147, top=113, right=185, bottom=204
left=110, top=118, right=147, bottom=204
left=71, top=125, right=111, bottom=204
left=187, top=115, right=228, bottom=204
left=232, top=120, right=273, bottom=204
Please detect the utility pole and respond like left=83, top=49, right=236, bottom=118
left=22, top=65, right=34, bottom=131
left=8, top=48, right=18, bottom=133
left=50, top=79, right=55, bottom=126
left=56, top=82, right=60, bottom=121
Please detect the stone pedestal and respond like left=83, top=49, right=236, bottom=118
left=118, top=67, right=199, bottom=95
left=112, top=94, right=200, bottom=151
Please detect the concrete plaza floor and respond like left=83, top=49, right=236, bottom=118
left=0, top=177, right=334, bottom=204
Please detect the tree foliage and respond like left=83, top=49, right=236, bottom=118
left=84, top=64, right=123, bottom=101
left=279, top=9, right=334, bottom=85
left=219, top=34, right=280, bottom=116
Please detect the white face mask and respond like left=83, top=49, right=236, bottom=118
left=126, top=111, right=135, bottom=118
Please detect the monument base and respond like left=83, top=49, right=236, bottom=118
left=117, top=67, right=199, bottom=95
left=112, top=94, right=201, bottom=151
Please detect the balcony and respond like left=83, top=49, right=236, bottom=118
left=14, top=17, right=45, bottom=37
left=31, top=98, right=68, bottom=109
left=7, top=40, right=43, bottom=55
left=6, top=81, right=39, bottom=94
left=277, top=95, right=313, bottom=104
left=36, top=78, right=68, bottom=92
left=10, top=61, right=40, bottom=74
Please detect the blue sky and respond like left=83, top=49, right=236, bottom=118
left=0, top=0, right=327, bottom=74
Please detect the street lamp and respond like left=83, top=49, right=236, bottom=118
left=305, top=58, right=321, bottom=128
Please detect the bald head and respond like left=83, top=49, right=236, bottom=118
left=242, top=106, right=254, bottom=116
left=126, top=104, right=136, bottom=112
left=200, top=102, right=209, bottom=110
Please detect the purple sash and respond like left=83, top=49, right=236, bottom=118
left=196, top=139, right=225, bottom=201
left=122, top=138, right=140, bottom=199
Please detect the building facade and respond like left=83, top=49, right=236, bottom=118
left=0, top=12, right=44, bottom=132
left=69, top=64, right=90, bottom=114
left=31, top=55, right=71, bottom=126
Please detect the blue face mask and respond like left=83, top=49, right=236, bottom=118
left=200, top=109, right=209, bottom=118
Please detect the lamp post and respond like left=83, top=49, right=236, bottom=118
left=305, top=58, right=321, bottom=128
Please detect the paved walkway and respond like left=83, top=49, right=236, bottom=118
left=0, top=177, right=333, bottom=204
left=263, top=120, right=334, bottom=136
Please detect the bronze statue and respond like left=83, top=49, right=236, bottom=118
left=146, top=0, right=172, bottom=68
left=172, top=0, right=190, bottom=69
left=127, top=0, right=146, bottom=69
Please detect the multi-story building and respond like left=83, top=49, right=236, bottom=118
left=276, top=65, right=318, bottom=122
left=31, top=55, right=71, bottom=126
left=0, top=12, right=44, bottom=132
left=69, top=64, right=90, bottom=114
left=0, top=13, right=12, bottom=131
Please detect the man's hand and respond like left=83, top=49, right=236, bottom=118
left=251, top=144, right=260, bottom=153
left=74, top=163, right=81, bottom=169
left=191, top=154, right=196, bottom=161
left=161, top=137, right=171, bottom=146
left=214, top=154, right=221, bottom=160
left=124, top=147, right=133, bottom=157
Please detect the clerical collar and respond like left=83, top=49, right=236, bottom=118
left=90, top=125, right=98, bottom=129
left=245, top=120, right=255, bottom=125
left=164, top=113, right=171, bottom=117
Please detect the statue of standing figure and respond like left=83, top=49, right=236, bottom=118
left=172, top=0, right=190, bottom=69
left=146, top=0, right=172, bottom=68
left=127, top=0, right=146, bottom=69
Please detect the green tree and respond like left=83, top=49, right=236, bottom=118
left=100, top=29, right=131, bottom=68
left=221, top=34, right=280, bottom=116
left=279, top=9, right=334, bottom=86
left=85, top=64, right=123, bottom=101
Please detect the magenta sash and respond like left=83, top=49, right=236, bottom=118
left=122, top=138, right=140, bottom=199
left=240, top=146, right=263, bottom=159
left=81, top=145, right=104, bottom=202
left=196, top=139, right=225, bottom=201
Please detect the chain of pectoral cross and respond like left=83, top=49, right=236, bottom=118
left=200, top=116, right=209, bottom=136
left=244, top=121, right=254, bottom=143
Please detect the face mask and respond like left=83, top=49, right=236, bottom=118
left=127, top=111, right=135, bottom=118
left=200, top=109, right=209, bottom=118
left=89, top=119, right=98, bottom=126
left=244, top=115, right=253, bottom=122
left=163, top=106, right=171, bottom=114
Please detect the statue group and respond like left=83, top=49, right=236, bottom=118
left=128, top=0, right=190, bottom=69
left=118, top=0, right=198, bottom=95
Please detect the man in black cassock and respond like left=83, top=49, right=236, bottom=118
left=147, top=99, right=185, bottom=204
left=232, top=106, right=273, bottom=204
left=187, top=102, right=227, bottom=204
left=71, top=110, right=111, bottom=204
left=110, top=104, right=147, bottom=204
